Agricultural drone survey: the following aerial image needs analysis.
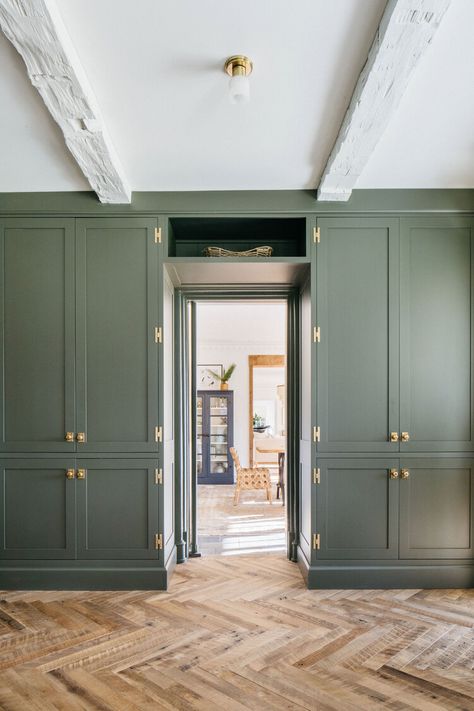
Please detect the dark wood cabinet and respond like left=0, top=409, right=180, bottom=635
left=197, top=390, right=234, bottom=484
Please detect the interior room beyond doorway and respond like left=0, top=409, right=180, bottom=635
left=196, top=301, right=287, bottom=556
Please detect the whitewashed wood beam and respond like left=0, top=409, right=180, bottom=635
left=0, top=0, right=130, bottom=203
left=317, top=0, right=451, bottom=201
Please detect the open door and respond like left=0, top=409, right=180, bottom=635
left=298, top=271, right=313, bottom=567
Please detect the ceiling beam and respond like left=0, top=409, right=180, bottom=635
left=317, top=0, right=451, bottom=202
left=0, top=0, right=130, bottom=203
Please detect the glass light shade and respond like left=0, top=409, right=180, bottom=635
left=229, top=74, right=250, bottom=104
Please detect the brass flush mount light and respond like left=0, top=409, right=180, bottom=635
left=224, top=55, right=253, bottom=104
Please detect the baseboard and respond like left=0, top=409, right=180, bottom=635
left=0, top=565, right=171, bottom=591
left=297, top=545, right=310, bottom=584
left=305, top=564, right=474, bottom=589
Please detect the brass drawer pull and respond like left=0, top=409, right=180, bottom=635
left=76, top=432, right=85, bottom=443
left=390, top=432, right=399, bottom=442
left=66, top=469, right=75, bottom=479
left=401, top=432, right=410, bottom=442
left=389, top=469, right=399, bottom=479
left=76, top=469, right=86, bottom=480
left=400, top=469, right=410, bottom=479
left=65, top=432, right=74, bottom=442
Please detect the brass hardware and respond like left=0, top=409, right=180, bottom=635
left=313, top=226, right=320, bottom=243
left=400, top=469, right=410, bottom=479
left=312, top=533, right=320, bottom=550
left=313, top=467, right=320, bottom=484
left=389, top=469, right=399, bottom=479
left=313, top=326, right=320, bottom=343
left=155, top=468, right=163, bottom=485
left=155, top=426, right=163, bottom=443
left=66, top=469, right=75, bottom=479
left=155, top=326, right=162, bottom=344
left=313, top=426, right=320, bottom=443
left=401, top=431, right=410, bottom=442
left=76, top=469, right=86, bottom=480
left=76, top=432, right=85, bottom=443
left=154, top=533, right=163, bottom=550
left=154, top=227, right=162, bottom=244
left=390, top=432, right=399, bottom=442
left=224, top=55, right=253, bottom=77
left=65, top=432, right=74, bottom=442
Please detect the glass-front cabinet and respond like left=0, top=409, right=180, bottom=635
left=197, top=391, right=234, bottom=484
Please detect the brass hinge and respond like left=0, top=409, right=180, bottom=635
left=155, top=425, right=163, bottom=443
left=312, top=533, right=321, bottom=550
left=154, top=533, right=163, bottom=550
left=313, top=326, right=320, bottom=343
left=154, top=227, right=162, bottom=244
left=155, top=468, right=163, bottom=485
left=313, top=426, right=320, bottom=443
left=313, top=467, right=320, bottom=484
left=155, top=326, right=162, bottom=343
left=313, top=226, right=320, bottom=244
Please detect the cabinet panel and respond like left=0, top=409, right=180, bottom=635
left=299, top=274, right=312, bottom=558
left=76, top=459, right=160, bottom=559
left=399, top=459, right=473, bottom=559
left=316, top=459, right=399, bottom=560
left=76, top=219, right=158, bottom=451
left=317, top=219, right=399, bottom=452
left=0, top=219, right=75, bottom=452
left=400, top=218, right=473, bottom=451
left=0, top=459, right=75, bottom=559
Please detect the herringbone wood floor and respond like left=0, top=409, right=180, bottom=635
left=1, top=555, right=473, bottom=710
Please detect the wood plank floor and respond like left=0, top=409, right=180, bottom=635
left=197, top=483, right=286, bottom=555
left=1, top=555, right=474, bottom=710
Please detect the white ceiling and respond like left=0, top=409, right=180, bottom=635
left=197, top=302, right=286, bottom=346
left=0, top=0, right=473, bottom=193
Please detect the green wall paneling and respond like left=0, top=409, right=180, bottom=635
left=299, top=269, right=312, bottom=564
left=0, top=219, right=76, bottom=452
left=316, top=218, right=400, bottom=453
left=399, top=458, right=474, bottom=560
left=0, top=458, right=76, bottom=559
left=75, top=218, right=159, bottom=452
left=399, top=217, right=474, bottom=452
left=76, top=459, right=161, bottom=561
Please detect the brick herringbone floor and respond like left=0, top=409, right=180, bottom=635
left=1, top=554, right=473, bottom=710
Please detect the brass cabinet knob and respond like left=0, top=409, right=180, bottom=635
left=401, top=432, right=410, bottom=442
left=76, top=469, right=86, bottom=479
left=389, top=469, right=399, bottom=479
left=400, top=469, right=410, bottom=479
left=76, top=432, right=85, bottom=443
left=390, top=432, right=399, bottom=442
left=66, top=469, right=75, bottom=479
left=65, top=432, right=74, bottom=442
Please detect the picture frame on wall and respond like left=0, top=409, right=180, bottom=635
left=197, top=364, right=223, bottom=390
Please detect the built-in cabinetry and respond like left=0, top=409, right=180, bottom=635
left=304, top=216, right=474, bottom=588
left=0, top=217, right=174, bottom=589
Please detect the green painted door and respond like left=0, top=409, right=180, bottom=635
left=399, top=459, right=474, bottom=559
left=299, top=271, right=313, bottom=563
left=76, top=459, right=161, bottom=560
left=400, top=218, right=473, bottom=452
left=76, top=219, right=159, bottom=452
left=315, top=458, right=399, bottom=560
left=0, top=459, right=76, bottom=559
left=316, top=218, right=400, bottom=453
left=0, top=219, right=75, bottom=452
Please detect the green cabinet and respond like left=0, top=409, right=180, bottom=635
left=316, top=218, right=400, bottom=452
left=399, top=459, right=474, bottom=559
left=400, top=218, right=473, bottom=452
left=0, top=459, right=76, bottom=559
left=0, top=219, right=76, bottom=452
left=76, top=219, right=159, bottom=452
left=315, top=459, right=399, bottom=560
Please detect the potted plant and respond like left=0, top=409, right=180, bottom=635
left=207, top=363, right=236, bottom=391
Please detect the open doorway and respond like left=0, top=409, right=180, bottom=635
left=194, top=301, right=287, bottom=556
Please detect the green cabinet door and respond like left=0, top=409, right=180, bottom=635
left=399, top=459, right=474, bottom=560
left=316, top=219, right=400, bottom=452
left=76, top=459, right=161, bottom=560
left=76, top=219, right=159, bottom=452
left=0, top=219, right=75, bottom=452
left=299, top=272, right=313, bottom=562
left=400, top=218, right=473, bottom=452
left=0, top=459, right=76, bottom=559
left=315, top=458, right=399, bottom=560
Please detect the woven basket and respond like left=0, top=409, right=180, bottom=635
left=203, top=246, right=273, bottom=257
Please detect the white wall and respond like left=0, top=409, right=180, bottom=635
left=197, top=302, right=286, bottom=466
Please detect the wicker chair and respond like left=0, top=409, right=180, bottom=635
left=229, top=447, right=272, bottom=506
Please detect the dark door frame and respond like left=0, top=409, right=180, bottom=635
left=174, top=285, right=300, bottom=563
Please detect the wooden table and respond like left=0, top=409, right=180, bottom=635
left=256, top=447, right=285, bottom=504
